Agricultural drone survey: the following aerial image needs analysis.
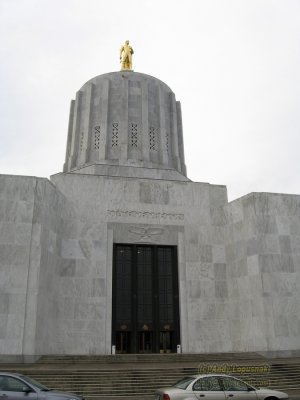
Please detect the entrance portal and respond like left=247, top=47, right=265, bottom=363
left=112, top=245, right=180, bottom=353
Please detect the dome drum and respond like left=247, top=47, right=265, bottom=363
left=63, top=72, right=187, bottom=178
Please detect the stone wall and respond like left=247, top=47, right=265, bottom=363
left=1, top=172, right=299, bottom=357
left=224, top=193, right=300, bottom=353
left=183, top=182, right=230, bottom=353
left=34, top=180, right=74, bottom=356
left=0, top=175, right=74, bottom=359
left=0, top=175, right=38, bottom=359
left=51, top=172, right=229, bottom=354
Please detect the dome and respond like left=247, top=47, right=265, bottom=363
left=63, top=71, right=187, bottom=180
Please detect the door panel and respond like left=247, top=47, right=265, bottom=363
left=0, top=391, right=37, bottom=400
left=193, top=376, right=226, bottom=400
left=194, top=392, right=226, bottom=400
left=116, top=331, right=130, bottom=353
left=113, top=245, right=133, bottom=353
left=221, top=377, right=257, bottom=400
left=138, top=331, right=153, bottom=353
left=112, top=245, right=180, bottom=353
left=223, top=392, right=257, bottom=400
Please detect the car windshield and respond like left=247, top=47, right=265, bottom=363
left=173, top=377, right=195, bottom=389
left=18, top=375, right=50, bottom=391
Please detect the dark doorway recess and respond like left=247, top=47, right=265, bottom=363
left=112, top=244, right=180, bottom=354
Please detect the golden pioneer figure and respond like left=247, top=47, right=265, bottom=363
left=120, top=40, right=134, bottom=70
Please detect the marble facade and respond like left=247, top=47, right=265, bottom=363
left=0, top=70, right=299, bottom=360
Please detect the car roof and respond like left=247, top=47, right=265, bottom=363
left=0, top=373, right=24, bottom=378
left=187, top=374, right=241, bottom=379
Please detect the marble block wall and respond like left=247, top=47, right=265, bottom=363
left=36, top=175, right=109, bottom=356
left=0, top=175, right=68, bottom=359
left=34, top=180, right=75, bottom=356
left=51, top=172, right=229, bottom=354
left=0, top=175, right=80, bottom=358
left=1, top=172, right=300, bottom=357
left=183, top=182, right=230, bottom=353
left=0, top=175, right=38, bottom=358
left=224, top=193, right=300, bottom=353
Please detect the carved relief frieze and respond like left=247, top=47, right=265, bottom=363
left=128, top=226, right=164, bottom=241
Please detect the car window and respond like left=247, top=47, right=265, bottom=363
left=173, top=377, right=195, bottom=389
left=0, top=376, right=29, bottom=392
left=0, top=376, right=8, bottom=391
left=193, top=376, right=222, bottom=391
left=18, top=375, right=47, bottom=391
left=222, top=377, right=249, bottom=391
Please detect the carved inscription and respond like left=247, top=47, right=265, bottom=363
left=107, top=209, right=184, bottom=221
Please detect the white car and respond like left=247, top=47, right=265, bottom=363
left=0, top=373, right=84, bottom=400
left=155, top=374, right=289, bottom=400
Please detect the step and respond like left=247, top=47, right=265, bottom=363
left=37, top=352, right=267, bottom=364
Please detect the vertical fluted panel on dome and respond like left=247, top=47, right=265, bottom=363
left=147, top=80, right=159, bottom=165
left=170, top=92, right=181, bottom=172
left=78, top=83, right=94, bottom=166
left=176, top=101, right=186, bottom=175
left=158, top=85, right=167, bottom=166
left=68, top=90, right=83, bottom=170
left=88, top=79, right=109, bottom=163
left=107, top=79, right=121, bottom=160
left=63, top=71, right=187, bottom=178
left=164, top=92, right=172, bottom=168
left=128, top=79, right=142, bottom=162
left=101, top=79, right=110, bottom=161
left=141, top=80, right=149, bottom=163
left=120, top=77, right=128, bottom=162
left=63, top=100, right=75, bottom=172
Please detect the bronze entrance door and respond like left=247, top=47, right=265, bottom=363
left=112, top=244, right=180, bottom=354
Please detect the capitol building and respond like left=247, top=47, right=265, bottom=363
left=1, top=44, right=299, bottom=361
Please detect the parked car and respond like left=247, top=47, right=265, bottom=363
left=0, top=373, right=84, bottom=400
left=155, top=374, right=289, bottom=400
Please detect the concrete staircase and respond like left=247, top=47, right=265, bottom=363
left=37, top=352, right=266, bottom=364
left=1, top=354, right=300, bottom=399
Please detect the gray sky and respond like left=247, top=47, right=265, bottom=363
left=0, top=0, right=300, bottom=200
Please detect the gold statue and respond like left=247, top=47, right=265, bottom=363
left=120, top=40, right=134, bottom=70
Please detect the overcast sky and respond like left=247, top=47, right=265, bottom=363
left=0, top=0, right=300, bottom=200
